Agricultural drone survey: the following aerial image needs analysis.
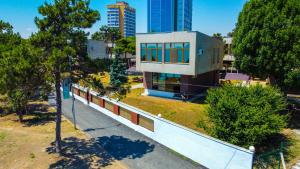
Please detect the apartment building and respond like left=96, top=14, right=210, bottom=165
left=107, top=1, right=136, bottom=37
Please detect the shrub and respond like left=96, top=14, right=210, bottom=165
left=205, top=85, right=288, bottom=147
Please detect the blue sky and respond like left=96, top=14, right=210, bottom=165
left=0, top=0, right=247, bottom=38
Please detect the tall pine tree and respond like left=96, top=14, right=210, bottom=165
left=33, top=0, right=99, bottom=154
left=109, top=51, right=128, bottom=94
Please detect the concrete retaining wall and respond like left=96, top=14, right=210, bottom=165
left=70, top=84, right=254, bottom=169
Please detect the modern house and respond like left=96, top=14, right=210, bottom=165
left=107, top=1, right=136, bottom=37
left=147, top=0, right=192, bottom=32
left=136, top=31, right=224, bottom=98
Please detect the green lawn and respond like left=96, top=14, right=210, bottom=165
left=122, top=88, right=209, bottom=133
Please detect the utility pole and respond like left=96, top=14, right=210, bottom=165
left=67, top=40, right=77, bottom=130
left=71, top=87, right=77, bottom=130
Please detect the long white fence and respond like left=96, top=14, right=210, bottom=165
left=71, top=84, right=254, bottom=169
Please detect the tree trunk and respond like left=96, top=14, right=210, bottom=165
left=267, top=75, right=277, bottom=85
left=54, top=65, right=62, bottom=155
left=124, top=52, right=129, bottom=68
left=17, top=111, right=23, bottom=123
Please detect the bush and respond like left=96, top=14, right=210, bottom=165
left=205, top=85, right=288, bottom=148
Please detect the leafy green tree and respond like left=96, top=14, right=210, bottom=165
left=212, top=33, right=223, bottom=41
left=126, top=36, right=136, bottom=56
left=92, top=25, right=121, bottom=58
left=227, top=32, right=234, bottom=38
left=0, top=42, right=47, bottom=122
left=109, top=51, right=128, bottom=93
left=233, top=0, right=300, bottom=91
left=0, top=20, right=21, bottom=54
left=115, top=36, right=136, bottom=67
left=92, top=25, right=121, bottom=42
left=203, top=85, right=287, bottom=147
left=34, top=0, right=99, bottom=154
left=115, top=38, right=130, bottom=61
left=0, top=21, right=46, bottom=122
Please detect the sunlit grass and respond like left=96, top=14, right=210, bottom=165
left=283, top=129, right=300, bottom=168
left=122, top=88, right=209, bottom=133
left=80, top=72, right=142, bottom=88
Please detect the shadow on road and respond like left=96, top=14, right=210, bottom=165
left=83, top=124, right=122, bottom=132
left=47, top=135, right=155, bottom=169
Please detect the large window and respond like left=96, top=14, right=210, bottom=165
left=164, top=42, right=190, bottom=64
left=141, top=42, right=190, bottom=64
left=152, top=73, right=181, bottom=93
left=141, top=43, right=162, bottom=62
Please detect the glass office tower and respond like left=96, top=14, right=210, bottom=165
left=147, top=0, right=192, bottom=33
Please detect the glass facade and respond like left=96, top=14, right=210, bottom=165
left=176, top=0, right=192, bottom=31
left=124, top=8, right=136, bottom=37
left=152, top=73, right=181, bottom=93
left=148, top=0, right=192, bottom=33
left=141, top=42, right=189, bottom=64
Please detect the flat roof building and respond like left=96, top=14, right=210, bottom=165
left=136, top=31, right=224, bottom=98
left=107, top=1, right=136, bottom=37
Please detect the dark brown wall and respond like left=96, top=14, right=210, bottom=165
left=143, top=72, right=152, bottom=89
left=180, top=70, right=219, bottom=95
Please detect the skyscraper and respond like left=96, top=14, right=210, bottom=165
left=147, top=0, right=192, bottom=33
left=107, top=1, right=136, bottom=37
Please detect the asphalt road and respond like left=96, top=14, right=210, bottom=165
left=56, top=95, right=205, bottom=169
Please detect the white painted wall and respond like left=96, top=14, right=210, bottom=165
left=87, top=40, right=109, bottom=60
left=72, top=84, right=254, bottom=169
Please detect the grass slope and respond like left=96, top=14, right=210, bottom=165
left=122, top=88, right=209, bottom=133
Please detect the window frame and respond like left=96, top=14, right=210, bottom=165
left=140, top=43, right=163, bottom=63
left=141, top=42, right=190, bottom=64
left=164, top=42, right=190, bottom=64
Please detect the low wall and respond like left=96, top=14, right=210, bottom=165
left=70, top=84, right=254, bottom=169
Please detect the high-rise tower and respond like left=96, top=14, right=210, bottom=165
left=107, top=1, right=136, bottom=37
left=147, top=0, right=192, bottom=33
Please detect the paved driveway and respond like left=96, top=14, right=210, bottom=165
left=59, top=97, right=205, bottom=169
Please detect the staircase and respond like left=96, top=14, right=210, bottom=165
left=292, top=161, right=300, bottom=169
